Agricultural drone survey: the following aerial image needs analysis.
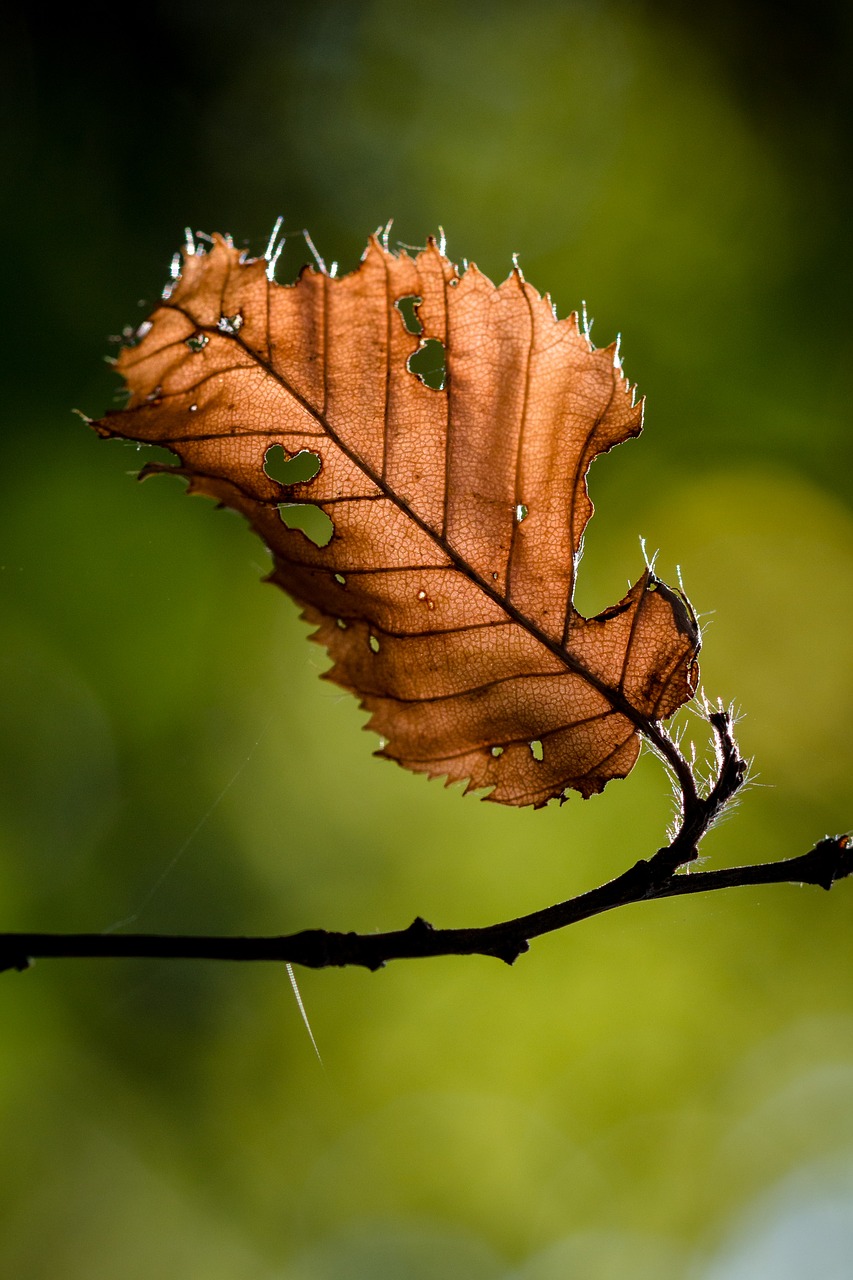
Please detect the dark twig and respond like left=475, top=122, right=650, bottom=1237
left=2, top=836, right=849, bottom=976
left=647, top=705, right=749, bottom=879
left=1, top=709, right=845, bottom=976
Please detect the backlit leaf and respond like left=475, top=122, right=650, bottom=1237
left=94, top=234, right=699, bottom=807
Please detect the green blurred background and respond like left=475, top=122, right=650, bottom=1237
left=2, top=2, right=852, bottom=1275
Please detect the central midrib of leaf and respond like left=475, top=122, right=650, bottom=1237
left=168, top=304, right=669, bottom=748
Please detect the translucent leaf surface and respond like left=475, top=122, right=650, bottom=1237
left=95, top=234, right=699, bottom=806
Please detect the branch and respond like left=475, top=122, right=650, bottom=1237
left=2, top=708, right=844, bottom=977
left=2, top=836, right=849, bottom=976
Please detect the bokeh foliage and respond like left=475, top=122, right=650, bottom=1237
left=1, top=2, right=852, bottom=1276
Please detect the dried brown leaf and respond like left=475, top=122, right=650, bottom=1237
left=94, top=233, right=699, bottom=806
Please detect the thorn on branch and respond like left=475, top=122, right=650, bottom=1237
left=407, top=916, right=435, bottom=937
left=804, top=834, right=853, bottom=891
left=491, top=938, right=529, bottom=966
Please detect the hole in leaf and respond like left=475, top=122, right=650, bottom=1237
left=369, top=634, right=380, bottom=653
left=277, top=503, right=334, bottom=547
left=395, top=295, right=423, bottom=335
left=336, top=618, right=348, bottom=630
left=529, top=739, right=544, bottom=762
left=491, top=746, right=504, bottom=758
left=334, top=572, right=347, bottom=586
left=515, top=503, right=529, bottom=523
left=264, top=444, right=322, bottom=485
left=217, top=312, right=243, bottom=335
left=185, top=333, right=208, bottom=352
left=407, top=338, right=446, bottom=391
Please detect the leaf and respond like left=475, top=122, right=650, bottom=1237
left=94, top=233, right=699, bottom=807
